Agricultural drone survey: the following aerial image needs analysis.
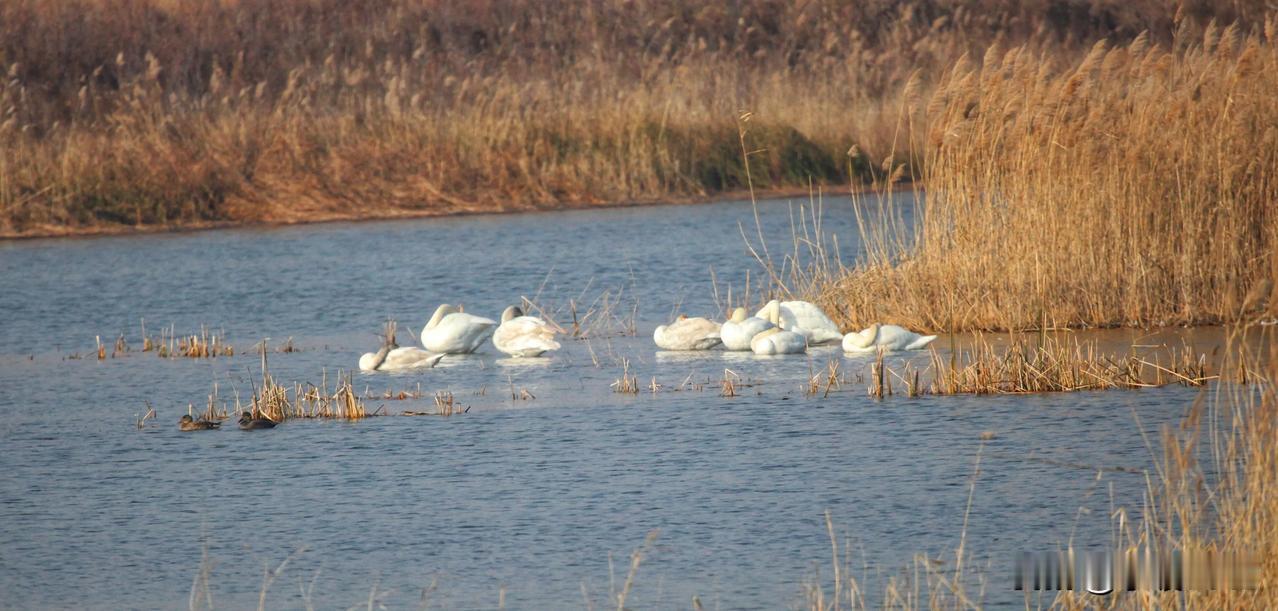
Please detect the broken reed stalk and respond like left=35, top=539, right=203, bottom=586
left=868, top=351, right=888, bottom=399
left=610, top=358, right=639, bottom=394
left=720, top=369, right=739, bottom=397
left=433, top=391, right=457, bottom=416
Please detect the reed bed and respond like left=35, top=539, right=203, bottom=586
left=610, top=359, right=639, bottom=394
left=242, top=355, right=369, bottom=422
left=924, top=334, right=1217, bottom=395
left=4, top=1, right=1264, bottom=237
left=139, top=323, right=234, bottom=358
left=810, top=19, right=1278, bottom=333
left=1052, top=326, right=1278, bottom=609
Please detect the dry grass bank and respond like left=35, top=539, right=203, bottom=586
left=1, top=0, right=1265, bottom=236
left=811, top=19, right=1278, bottom=332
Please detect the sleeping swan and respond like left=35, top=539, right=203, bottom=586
left=421, top=304, right=497, bottom=354
left=750, top=327, right=808, bottom=355
left=359, top=320, right=446, bottom=371
left=720, top=307, right=774, bottom=351
left=755, top=300, right=843, bottom=345
left=492, top=306, right=561, bottom=357
left=654, top=315, right=722, bottom=351
left=842, top=323, right=937, bottom=352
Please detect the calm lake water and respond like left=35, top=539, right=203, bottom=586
left=0, top=195, right=1224, bottom=609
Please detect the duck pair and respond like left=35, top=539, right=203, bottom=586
left=360, top=304, right=561, bottom=372
left=178, top=413, right=276, bottom=431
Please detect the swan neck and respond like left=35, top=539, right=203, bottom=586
left=369, top=344, right=392, bottom=370
left=426, top=304, right=452, bottom=330
left=502, top=306, right=522, bottom=323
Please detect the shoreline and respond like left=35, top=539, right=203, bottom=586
left=0, top=184, right=915, bottom=242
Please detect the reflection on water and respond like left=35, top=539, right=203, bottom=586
left=0, top=194, right=1224, bottom=608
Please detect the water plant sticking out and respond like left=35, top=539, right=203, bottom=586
left=610, top=358, right=639, bottom=394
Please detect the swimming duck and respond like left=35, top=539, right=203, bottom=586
left=755, top=300, right=843, bottom=345
left=749, top=327, right=808, bottom=355
left=720, top=307, right=775, bottom=351
left=653, top=315, right=722, bottom=351
left=842, top=323, right=938, bottom=352
left=420, top=304, right=498, bottom=354
left=178, top=415, right=221, bottom=431
left=492, top=306, right=561, bottom=357
left=238, top=412, right=277, bottom=430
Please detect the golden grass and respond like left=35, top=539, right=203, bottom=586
left=812, top=21, right=1278, bottom=333
left=241, top=353, right=369, bottom=421
left=924, top=334, right=1217, bottom=395
left=4, top=1, right=1268, bottom=236
left=610, top=358, right=639, bottom=394
left=1053, top=325, right=1278, bottom=609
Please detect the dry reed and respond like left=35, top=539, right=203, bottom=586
left=813, top=21, right=1278, bottom=332
left=926, top=334, right=1217, bottom=395
left=241, top=353, right=368, bottom=421
left=4, top=1, right=1265, bottom=237
left=1052, top=326, right=1278, bottom=608
left=610, top=359, right=639, bottom=394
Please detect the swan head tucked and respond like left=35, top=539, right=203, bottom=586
left=501, top=305, right=524, bottom=324
left=426, top=304, right=457, bottom=330
left=730, top=307, right=748, bottom=323
left=753, top=327, right=782, bottom=341
left=845, top=323, right=881, bottom=349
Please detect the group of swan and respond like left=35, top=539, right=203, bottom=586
left=359, top=305, right=561, bottom=372
left=360, top=298, right=936, bottom=371
left=656, top=299, right=936, bottom=356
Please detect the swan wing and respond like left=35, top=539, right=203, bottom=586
left=722, top=318, right=769, bottom=350
left=382, top=347, right=445, bottom=369
left=423, top=313, right=497, bottom=353
left=782, top=301, right=842, bottom=344
left=494, top=316, right=561, bottom=357
left=905, top=334, right=938, bottom=350
left=842, top=326, right=879, bottom=352
left=656, top=317, right=722, bottom=350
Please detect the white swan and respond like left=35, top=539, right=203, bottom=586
left=842, top=323, right=938, bottom=352
left=720, top=307, right=774, bottom=351
left=492, top=306, right=561, bottom=357
left=359, top=347, right=445, bottom=371
left=654, top=315, right=722, bottom=351
left=359, top=321, right=446, bottom=371
left=749, top=327, right=808, bottom=355
left=420, top=304, right=497, bottom=354
left=755, top=300, right=843, bottom=345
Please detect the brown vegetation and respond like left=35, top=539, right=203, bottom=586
left=801, top=18, right=1278, bottom=332
left=3, top=0, right=1268, bottom=236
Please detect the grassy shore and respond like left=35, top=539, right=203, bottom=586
left=1, top=0, right=1268, bottom=237
left=805, top=19, right=1278, bottom=333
